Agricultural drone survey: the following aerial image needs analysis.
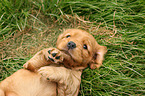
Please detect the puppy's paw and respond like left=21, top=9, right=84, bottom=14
left=45, top=48, right=64, bottom=63
left=38, top=67, right=58, bottom=81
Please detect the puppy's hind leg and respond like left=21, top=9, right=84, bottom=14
left=38, top=66, right=82, bottom=96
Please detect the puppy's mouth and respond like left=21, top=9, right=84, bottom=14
left=59, top=49, right=76, bottom=61
left=60, top=49, right=71, bottom=57
left=57, top=41, right=80, bottom=64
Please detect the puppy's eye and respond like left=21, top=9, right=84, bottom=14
left=66, top=35, right=71, bottom=38
left=83, top=44, right=87, bottom=49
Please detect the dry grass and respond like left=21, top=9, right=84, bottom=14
left=0, top=15, right=113, bottom=83
left=1, top=14, right=112, bottom=60
left=1, top=0, right=144, bottom=95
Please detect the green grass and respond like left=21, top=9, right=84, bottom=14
left=0, top=0, right=145, bottom=95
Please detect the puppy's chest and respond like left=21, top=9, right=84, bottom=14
left=62, top=60, right=86, bottom=70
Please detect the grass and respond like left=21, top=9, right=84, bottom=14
left=0, top=0, right=145, bottom=95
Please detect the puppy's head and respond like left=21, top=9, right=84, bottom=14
left=57, top=29, right=107, bottom=70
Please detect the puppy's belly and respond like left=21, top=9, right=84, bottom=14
left=0, top=69, right=56, bottom=96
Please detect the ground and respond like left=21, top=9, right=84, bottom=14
left=0, top=0, right=145, bottom=95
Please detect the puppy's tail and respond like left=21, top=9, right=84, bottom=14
left=0, top=88, right=5, bottom=96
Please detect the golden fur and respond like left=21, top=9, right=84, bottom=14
left=0, top=29, right=107, bottom=96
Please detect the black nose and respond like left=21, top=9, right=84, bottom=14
left=67, top=41, right=76, bottom=49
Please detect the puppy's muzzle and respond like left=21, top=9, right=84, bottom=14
left=67, top=41, right=76, bottom=49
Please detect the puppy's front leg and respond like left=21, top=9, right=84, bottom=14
left=23, top=48, right=64, bottom=72
left=38, top=66, right=82, bottom=96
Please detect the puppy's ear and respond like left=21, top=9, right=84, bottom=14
left=90, top=44, right=107, bottom=69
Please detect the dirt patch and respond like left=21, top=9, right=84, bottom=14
left=1, top=15, right=115, bottom=60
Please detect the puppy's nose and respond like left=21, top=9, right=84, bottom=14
left=67, top=41, right=76, bottom=49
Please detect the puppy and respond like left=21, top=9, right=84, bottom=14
left=0, top=29, right=107, bottom=96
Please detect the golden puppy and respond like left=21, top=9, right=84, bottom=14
left=0, top=29, right=107, bottom=96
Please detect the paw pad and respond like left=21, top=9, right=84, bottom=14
left=48, top=56, right=54, bottom=62
left=55, top=56, right=60, bottom=59
left=46, top=48, right=63, bottom=63
left=48, top=50, right=51, bottom=54
left=52, top=53, right=57, bottom=57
